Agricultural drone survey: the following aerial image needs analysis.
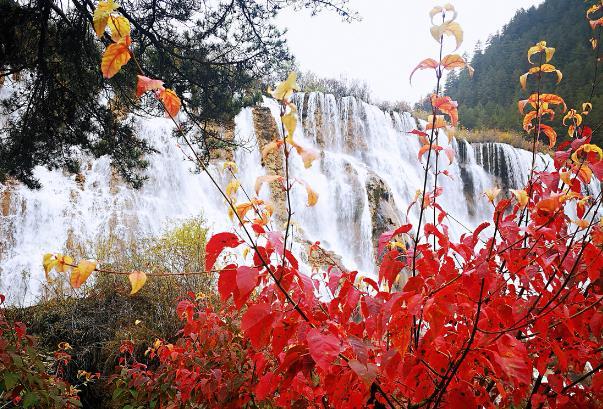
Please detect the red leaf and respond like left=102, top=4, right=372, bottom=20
left=255, top=372, right=275, bottom=401
left=306, top=328, right=341, bottom=371
left=377, top=224, right=412, bottom=256
left=241, top=303, right=274, bottom=349
left=551, top=341, right=568, bottom=372
left=490, top=334, right=532, bottom=387
left=235, top=266, right=259, bottom=307
left=266, top=231, right=285, bottom=256
left=409, top=129, right=428, bottom=137
left=218, top=264, right=238, bottom=302
left=379, top=250, right=406, bottom=288
left=348, top=359, right=378, bottom=386
left=206, top=232, right=242, bottom=270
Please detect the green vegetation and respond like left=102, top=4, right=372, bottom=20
left=6, top=217, right=212, bottom=408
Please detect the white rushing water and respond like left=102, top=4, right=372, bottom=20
left=0, top=92, right=558, bottom=304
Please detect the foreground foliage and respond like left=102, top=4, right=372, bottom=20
left=4, top=1, right=603, bottom=408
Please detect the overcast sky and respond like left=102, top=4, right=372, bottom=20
left=276, top=0, right=545, bottom=104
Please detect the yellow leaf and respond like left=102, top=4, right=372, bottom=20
left=158, top=88, right=181, bottom=119
left=559, top=171, right=572, bottom=186
left=527, top=41, right=555, bottom=64
left=582, top=102, right=592, bottom=115
left=571, top=144, right=603, bottom=163
left=409, top=58, right=438, bottom=84
left=101, top=36, right=131, bottom=78
left=93, top=0, right=119, bottom=37
left=55, top=254, right=74, bottom=273
left=305, top=183, right=318, bottom=207
left=429, top=4, right=457, bottom=24
left=519, top=73, right=528, bottom=91
left=268, top=72, right=299, bottom=101
left=425, top=115, right=447, bottom=130
left=591, top=38, right=598, bottom=50
left=510, top=189, right=529, bottom=208
left=587, top=4, right=602, bottom=18
left=223, top=161, right=238, bottom=174
left=70, top=260, right=97, bottom=289
left=129, top=271, right=147, bottom=295
left=43, top=253, right=57, bottom=281
left=484, top=187, right=501, bottom=203
left=107, top=15, right=130, bottom=42
left=430, top=21, right=463, bottom=51
left=562, top=109, right=583, bottom=127
left=282, top=105, right=298, bottom=138
left=225, top=179, right=240, bottom=198
left=429, top=6, right=443, bottom=22
left=254, top=175, right=283, bottom=195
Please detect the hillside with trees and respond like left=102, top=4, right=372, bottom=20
left=443, top=0, right=602, bottom=144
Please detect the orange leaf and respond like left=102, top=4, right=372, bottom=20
left=70, top=260, right=97, bottom=289
left=101, top=36, right=131, bottom=78
left=158, top=88, right=181, bottom=118
left=536, top=195, right=562, bottom=215
left=136, top=75, right=164, bottom=98
left=291, top=142, right=319, bottom=168
left=590, top=17, right=603, bottom=30
left=431, top=95, right=458, bottom=126
left=261, top=140, right=284, bottom=160
left=255, top=175, right=283, bottom=195
left=538, top=124, right=557, bottom=148
left=129, top=271, right=147, bottom=295
left=418, top=144, right=442, bottom=162
left=519, top=93, right=566, bottom=113
left=441, top=54, right=466, bottom=70
left=409, top=58, right=438, bottom=84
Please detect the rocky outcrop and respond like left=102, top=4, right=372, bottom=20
left=252, top=107, right=287, bottom=223
left=365, top=171, right=402, bottom=259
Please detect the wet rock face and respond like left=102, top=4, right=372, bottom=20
left=456, top=141, right=477, bottom=217
left=252, top=107, right=287, bottom=223
left=473, top=143, right=513, bottom=190
left=365, top=171, right=401, bottom=259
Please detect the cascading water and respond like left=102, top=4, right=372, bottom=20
left=0, top=92, right=570, bottom=305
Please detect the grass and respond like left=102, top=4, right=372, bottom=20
left=455, top=128, right=551, bottom=153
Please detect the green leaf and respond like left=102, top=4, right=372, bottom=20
left=3, top=372, right=19, bottom=390
left=23, top=391, right=39, bottom=408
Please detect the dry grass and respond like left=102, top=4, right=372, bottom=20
left=455, top=128, right=551, bottom=153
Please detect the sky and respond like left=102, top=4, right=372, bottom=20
left=276, top=0, right=545, bottom=104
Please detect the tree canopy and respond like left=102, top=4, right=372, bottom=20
left=444, top=0, right=602, bottom=145
left=0, top=0, right=354, bottom=188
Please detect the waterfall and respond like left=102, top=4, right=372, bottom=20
left=0, top=92, right=572, bottom=304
